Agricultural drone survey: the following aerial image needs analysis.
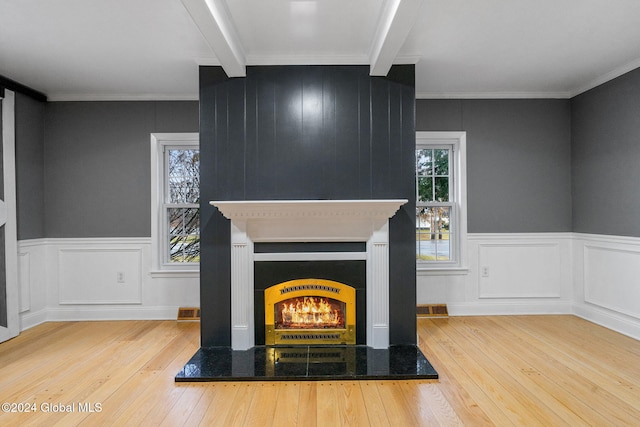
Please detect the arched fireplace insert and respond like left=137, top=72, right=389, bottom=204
left=264, top=278, right=356, bottom=345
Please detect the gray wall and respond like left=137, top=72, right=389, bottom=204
left=43, top=101, right=198, bottom=237
left=16, top=70, right=638, bottom=240
left=417, top=99, right=572, bottom=233
left=15, top=93, right=46, bottom=240
left=571, top=68, right=640, bottom=237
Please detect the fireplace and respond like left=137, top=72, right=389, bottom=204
left=177, top=200, right=440, bottom=381
left=264, top=278, right=356, bottom=345
left=211, top=199, right=407, bottom=350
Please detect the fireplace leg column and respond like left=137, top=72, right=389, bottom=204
left=230, top=221, right=254, bottom=350
left=367, top=221, right=390, bottom=349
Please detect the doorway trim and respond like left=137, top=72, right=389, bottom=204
left=0, top=89, right=20, bottom=342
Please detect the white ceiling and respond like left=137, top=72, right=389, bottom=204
left=2, top=0, right=640, bottom=101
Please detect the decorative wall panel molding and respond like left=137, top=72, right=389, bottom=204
left=17, top=238, right=199, bottom=329
left=478, top=242, right=562, bottom=298
left=18, top=252, right=30, bottom=313
left=583, top=242, right=640, bottom=320
left=573, top=233, right=640, bottom=340
left=58, top=248, right=143, bottom=304
left=417, top=233, right=573, bottom=315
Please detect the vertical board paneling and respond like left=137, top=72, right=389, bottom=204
left=199, top=67, right=232, bottom=347
left=358, top=74, right=372, bottom=198
left=199, top=65, right=416, bottom=346
left=334, top=69, right=360, bottom=198
left=244, top=76, right=258, bottom=199
left=251, top=73, right=277, bottom=199
left=275, top=71, right=303, bottom=198
left=227, top=80, right=247, bottom=200
left=370, top=77, right=391, bottom=198
left=322, top=68, right=337, bottom=198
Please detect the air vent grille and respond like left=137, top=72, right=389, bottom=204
left=417, top=304, right=448, bottom=317
left=177, top=307, right=201, bottom=321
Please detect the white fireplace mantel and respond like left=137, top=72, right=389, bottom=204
left=210, top=199, right=408, bottom=350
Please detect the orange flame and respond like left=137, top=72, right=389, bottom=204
left=277, top=296, right=344, bottom=329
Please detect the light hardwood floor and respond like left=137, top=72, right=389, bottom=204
left=0, top=315, right=639, bottom=426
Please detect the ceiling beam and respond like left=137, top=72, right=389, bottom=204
left=369, top=0, right=424, bottom=76
left=0, top=74, right=47, bottom=102
left=181, top=0, right=246, bottom=77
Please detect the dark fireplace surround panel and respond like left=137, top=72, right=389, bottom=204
left=255, top=259, right=367, bottom=346
left=199, top=65, right=417, bottom=348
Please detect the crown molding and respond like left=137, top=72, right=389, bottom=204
left=46, top=93, right=199, bottom=102
left=416, top=91, right=572, bottom=100
left=570, top=56, right=640, bottom=97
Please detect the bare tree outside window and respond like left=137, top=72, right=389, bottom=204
left=166, top=148, right=200, bottom=263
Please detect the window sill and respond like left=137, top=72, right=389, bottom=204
left=150, top=270, right=200, bottom=279
left=417, top=266, right=469, bottom=276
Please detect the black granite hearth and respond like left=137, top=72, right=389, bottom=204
left=175, top=345, right=438, bottom=382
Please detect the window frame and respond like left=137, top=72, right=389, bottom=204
left=416, top=131, right=468, bottom=274
left=150, top=133, right=200, bottom=277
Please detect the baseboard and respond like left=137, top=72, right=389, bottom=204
left=448, top=301, right=573, bottom=316
left=44, top=306, right=181, bottom=322
left=573, top=303, right=640, bottom=341
left=19, top=309, right=48, bottom=331
left=19, top=306, right=183, bottom=332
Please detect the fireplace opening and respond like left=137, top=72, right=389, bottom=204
left=276, top=296, right=345, bottom=330
left=264, top=278, right=356, bottom=345
left=254, top=258, right=366, bottom=346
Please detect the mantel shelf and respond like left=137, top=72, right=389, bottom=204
left=210, top=199, right=408, bottom=221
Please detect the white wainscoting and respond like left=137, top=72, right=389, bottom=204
left=18, top=251, right=31, bottom=313
left=17, top=238, right=199, bottom=330
left=16, top=233, right=640, bottom=342
left=417, top=233, right=574, bottom=315
left=573, top=233, right=640, bottom=340
left=58, top=247, right=143, bottom=304
left=478, top=241, right=562, bottom=299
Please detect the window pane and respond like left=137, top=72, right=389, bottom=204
left=168, top=149, right=200, bottom=204
left=434, top=149, right=449, bottom=175
left=168, top=208, right=200, bottom=234
left=169, top=236, right=201, bottom=263
left=168, top=208, right=200, bottom=263
left=418, top=177, right=433, bottom=202
left=416, top=143, right=457, bottom=264
left=435, top=177, right=449, bottom=202
left=416, top=206, right=451, bottom=261
left=416, top=149, right=432, bottom=176
left=435, top=207, right=451, bottom=261
left=416, top=207, right=433, bottom=260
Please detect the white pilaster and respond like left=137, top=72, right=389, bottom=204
left=230, top=220, right=254, bottom=350
left=367, top=221, right=390, bottom=348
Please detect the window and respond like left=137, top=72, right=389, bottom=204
left=416, top=132, right=467, bottom=271
left=151, top=133, right=200, bottom=276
